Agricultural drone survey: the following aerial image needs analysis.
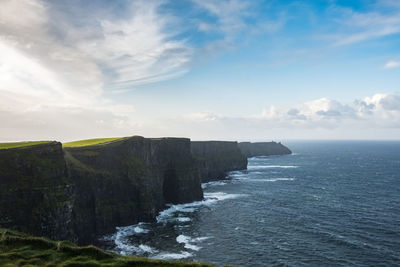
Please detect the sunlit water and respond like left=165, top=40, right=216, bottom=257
left=100, top=141, right=400, bottom=266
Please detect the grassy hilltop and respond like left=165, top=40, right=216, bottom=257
left=0, top=228, right=215, bottom=267
left=62, top=137, right=125, bottom=148
left=0, top=141, right=52, bottom=150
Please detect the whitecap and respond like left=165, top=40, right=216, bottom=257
left=138, top=244, right=158, bottom=254
left=201, top=180, right=227, bottom=189
left=176, top=217, right=191, bottom=222
left=254, top=177, right=296, bottom=182
left=157, top=192, right=245, bottom=223
left=153, top=251, right=193, bottom=260
left=176, top=235, right=211, bottom=251
left=247, top=165, right=298, bottom=169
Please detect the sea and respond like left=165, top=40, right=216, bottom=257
left=100, top=141, right=400, bottom=266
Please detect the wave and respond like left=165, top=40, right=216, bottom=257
left=176, top=235, right=201, bottom=251
left=256, top=178, right=296, bottom=182
left=157, top=192, right=245, bottom=223
left=152, top=251, right=193, bottom=260
left=247, top=165, right=298, bottom=169
left=201, top=180, right=228, bottom=189
left=176, top=217, right=191, bottom=222
left=176, top=235, right=211, bottom=251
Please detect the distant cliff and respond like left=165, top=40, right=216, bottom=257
left=191, top=141, right=248, bottom=182
left=66, top=136, right=203, bottom=243
left=238, top=141, right=292, bottom=157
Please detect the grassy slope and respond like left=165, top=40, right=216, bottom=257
left=63, top=138, right=125, bottom=148
left=0, top=228, right=215, bottom=267
left=0, top=141, right=51, bottom=150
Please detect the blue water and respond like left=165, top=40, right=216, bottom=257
left=102, top=141, right=400, bottom=266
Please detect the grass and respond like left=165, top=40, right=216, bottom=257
left=0, top=141, right=51, bottom=150
left=0, top=228, right=216, bottom=267
left=63, top=138, right=125, bottom=148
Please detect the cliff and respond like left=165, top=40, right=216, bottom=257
left=0, top=142, right=75, bottom=241
left=238, top=141, right=292, bottom=157
left=65, top=136, right=203, bottom=243
left=1, top=137, right=275, bottom=245
left=0, top=228, right=214, bottom=266
left=0, top=137, right=203, bottom=244
left=191, top=141, right=248, bottom=182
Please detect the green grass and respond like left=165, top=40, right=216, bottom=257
left=0, top=141, right=51, bottom=150
left=63, top=138, right=125, bottom=148
left=0, top=228, right=216, bottom=267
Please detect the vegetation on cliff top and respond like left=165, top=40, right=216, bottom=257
left=63, top=137, right=125, bottom=148
left=0, top=141, right=52, bottom=150
left=0, top=228, right=215, bottom=267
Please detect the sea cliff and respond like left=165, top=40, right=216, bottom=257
left=0, top=137, right=291, bottom=245
left=191, top=141, right=248, bottom=182
left=0, top=142, right=74, bottom=241
left=238, top=141, right=292, bottom=157
left=65, top=136, right=203, bottom=243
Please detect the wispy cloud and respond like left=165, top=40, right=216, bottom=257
left=384, top=60, right=400, bottom=69
left=327, top=3, right=400, bottom=46
left=191, top=0, right=285, bottom=52
left=0, top=0, right=193, bottom=140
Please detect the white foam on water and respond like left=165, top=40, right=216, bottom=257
left=114, top=229, right=157, bottom=256
left=139, top=244, right=157, bottom=254
left=255, top=177, right=296, bottom=182
left=157, top=192, right=245, bottom=223
left=176, top=235, right=211, bottom=251
left=203, top=192, right=244, bottom=203
left=176, top=217, right=191, bottom=222
left=153, top=251, right=193, bottom=260
left=201, top=180, right=228, bottom=189
left=193, top=236, right=211, bottom=242
left=248, top=165, right=298, bottom=169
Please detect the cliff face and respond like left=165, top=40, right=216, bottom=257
left=1, top=137, right=267, bottom=245
left=0, top=142, right=75, bottom=242
left=65, top=136, right=203, bottom=243
left=238, top=142, right=292, bottom=157
left=191, top=141, right=248, bottom=182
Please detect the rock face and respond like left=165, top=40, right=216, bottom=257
left=0, top=142, right=75, bottom=242
left=191, top=141, right=248, bottom=182
left=238, top=142, right=292, bottom=157
left=0, top=137, right=203, bottom=244
left=65, top=136, right=203, bottom=243
left=1, top=137, right=290, bottom=245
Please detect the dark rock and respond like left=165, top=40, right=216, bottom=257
left=0, top=142, right=75, bottom=242
left=191, top=141, right=248, bottom=182
left=64, top=136, right=203, bottom=244
left=238, top=141, right=292, bottom=157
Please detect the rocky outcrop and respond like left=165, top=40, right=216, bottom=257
left=0, top=142, right=75, bottom=242
left=238, top=141, right=292, bottom=157
left=191, top=141, right=248, bottom=182
left=65, top=136, right=203, bottom=243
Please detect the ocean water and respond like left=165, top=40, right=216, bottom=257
left=101, top=141, right=400, bottom=266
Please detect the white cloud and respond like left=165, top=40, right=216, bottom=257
left=0, top=0, right=193, bottom=141
left=179, top=93, right=400, bottom=140
left=384, top=60, right=400, bottom=69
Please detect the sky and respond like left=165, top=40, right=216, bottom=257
left=1, top=0, right=400, bottom=142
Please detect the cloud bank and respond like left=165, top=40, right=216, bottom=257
left=179, top=93, right=400, bottom=140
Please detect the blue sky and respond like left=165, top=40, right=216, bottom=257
left=0, top=0, right=400, bottom=141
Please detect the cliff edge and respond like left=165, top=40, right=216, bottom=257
left=238, top=141, right=292, bottom=157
